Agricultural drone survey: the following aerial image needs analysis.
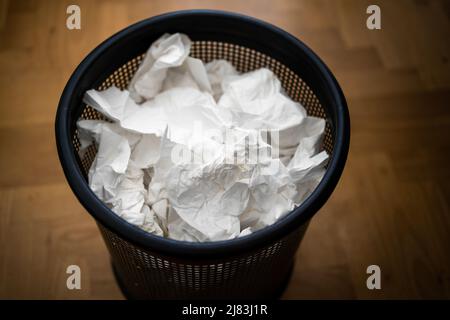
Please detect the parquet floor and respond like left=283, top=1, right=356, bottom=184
left=0, top=0, right=449, bottom=299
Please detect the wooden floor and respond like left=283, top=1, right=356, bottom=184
left=0, top=0, right=449, bottom=299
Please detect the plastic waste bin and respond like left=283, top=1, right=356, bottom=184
left=55, top=10, right=350, bottom=299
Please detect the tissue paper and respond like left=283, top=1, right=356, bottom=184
left=78, top=32, right=329, bottom=242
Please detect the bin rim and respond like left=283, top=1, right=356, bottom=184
left=55, top=9, right=350, bottom=260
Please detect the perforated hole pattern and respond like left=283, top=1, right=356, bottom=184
left=74, top=41, right=332, bottom=299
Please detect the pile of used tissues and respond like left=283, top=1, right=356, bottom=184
left=77, top=33, right=329, bottom=242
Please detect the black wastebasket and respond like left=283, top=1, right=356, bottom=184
left=55, top=10, right=350, bottom=299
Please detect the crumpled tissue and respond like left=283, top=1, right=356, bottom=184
left=77, top=32, right=329, bottom=242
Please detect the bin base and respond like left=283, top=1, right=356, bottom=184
left=111, top=261, right=294, bottom=300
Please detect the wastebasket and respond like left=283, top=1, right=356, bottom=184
left=55, top=10, right=350, bottom=299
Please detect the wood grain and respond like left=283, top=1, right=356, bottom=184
left=0, top=0, right=449, bottom=299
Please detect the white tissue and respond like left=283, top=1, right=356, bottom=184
left=128, top=33, right=191, bottom=103
left=206, top=59, right=239, bottom=100
left=83, top=86, right=227, bottom=146
left=218, top=68, right=306, bottom=130
left=78, top=33, right=329, bottom=242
